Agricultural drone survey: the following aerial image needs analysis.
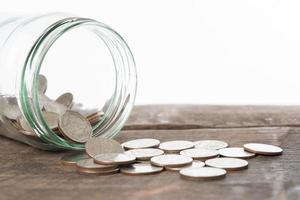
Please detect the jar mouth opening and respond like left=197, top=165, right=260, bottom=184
left=20, top=17, right=137, bottom=150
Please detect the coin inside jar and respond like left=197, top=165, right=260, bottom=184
left=194, top=140, right=228, bottom=150
left=55, top=93, right=73, bottom=109
left=159, top=140, right=194, bottom=153
left=61, top=152, right=89, bottom=166
left=125, top=148, right=164, bottom=160
left=94, top=153, right=136, bottom=165
left=243, top=143, right=283, bottom=156
left=219, top=147, right=256, bottom=159
left=180, top=167, right=227, bottom=181
left=59, top=110, right=92, bottom=143
left=38, top=74, right=47, bottom=94
left=150, top=154, right=193, bottom=167
left=180, top=148, right=219, bottom=160
left=205, top=157, right=248, bottom=171
left=122, top=138, right=160, bottom=149
left=121, top=163, right=163, bottom=175
left=85, top=137, right=124, bottom=158
left=165, top=160, right=205, bottom=171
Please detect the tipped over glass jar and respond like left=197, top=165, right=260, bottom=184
left=0, top=13, right=137, bottom=150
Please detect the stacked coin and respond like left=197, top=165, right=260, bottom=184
left=60, top=137, right=283, bottom=181
left=1, top=74, right=104, bottom=144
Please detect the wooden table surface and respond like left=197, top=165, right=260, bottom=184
left=0, top=105, right=299, bottom=200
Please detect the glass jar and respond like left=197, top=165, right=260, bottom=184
left=0, top=13, right=137, bottom=150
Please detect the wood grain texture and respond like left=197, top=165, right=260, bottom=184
left=0, top=105, right=299, bottom=200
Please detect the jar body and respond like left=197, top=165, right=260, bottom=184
left=0, top=13, right=137, bottom=150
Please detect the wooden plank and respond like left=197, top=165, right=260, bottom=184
left=125, top=105, right=300, bottom=130
left=0, top=105, right=299, bottom=200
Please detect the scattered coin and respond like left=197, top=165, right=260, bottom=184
left=150, top=154, right=193, bottom=167
left=159, top=140, right=194, bottom=153
left=180, top=167, right=227, bottom=181
left=244, top=143, right=283, bottom=156
left=61, top=152, right=89, bottom=166
left=122, top=138, right=160, bottom=149
left=125, top=148, right=164, bottom=160
left=165, top=160, right=205, bottom=171
left=194, top=140, right=228, bottom=150
left=76, top=158, right=119, bottom=174
left=85, top=137, right=124, bottom=158
left=94, top=153, right=136, bottom=165
left=219, top=147, right=256, bottom=159
left=0, top=97, right=21, bottom=120
left=121, top=163, right=163, bottom=175
left=38, top=74, right=47, bottom=94
left=76, top=158, right=117, bottom=170
left=55, top=93, right=73, bottom=109
left=180, top=148, right=219, bottom=160
left=205, top=157, right=248, bottom=171
left=59, top=110, right=92, bottom=143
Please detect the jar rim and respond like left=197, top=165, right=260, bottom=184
left=20, top=16, right=137, bottom=150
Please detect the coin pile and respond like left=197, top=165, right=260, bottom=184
left=60, top=138, right=283, bottom=181
left=0, top=74, right=103, bottom=143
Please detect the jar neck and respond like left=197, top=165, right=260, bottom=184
left=19, top=16, right=137, bottom=150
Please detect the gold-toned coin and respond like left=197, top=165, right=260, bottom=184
left=194, top=140, right=228, bottom=150
left=38, top=74, right=47, bottom=94
left=159, top=140, right=194, bottom=153
left=86, top=111, right=104, bottom=125
left=180, top=167, right=227, bottom=181
left=122, top=138, right=160, bottom=149
left=219, top=147, right=255, bottom=159
left=205, top=157, right=248, bottom=171
left=59, top=111, right=92, bottom=143
left=165, top=160, right=205, bottom=171
left=85, top=137, right=124, bottom=158
left=94, top=153, right=136, bottom=165
left=76, top=158, right=118, bottom=174
left=125, top=148, right=164, bottom=161
left=243, top=143, right=283, bottom=156
left=150, top=154, right=193, bottom=167
left=55, top=93, right=73, bottom=109
left=60, top=152, right=89, bottom=166
left=121, top=163, right=163, bottom=175
left=180, top=148, right=219, bottom=160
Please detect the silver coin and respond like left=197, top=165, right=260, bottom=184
left=85, top=137, right=124, bottom=158
left=150, top=154, right=193, bottom=167
left=55, top=93, right=73, bottom=109
left=165, top=160, right=205, bottom=171
left=42, top=111, right=60, bottom=130
left=243, top=143, right=283, bottom=156
left=59, top=111, right=92, bottom=143
left=180, top=167, right=227, bottom=181
left=125, top=148, right=164, bottom=160
left=122, top=138, right=160, bottom=149
left=194, top=140, right=228, bottom=150
left=38, top=74, right=47, bottom=94
left=40, top=94, right=67, bottom=115
left=86, top=111, right=104, bottom=125
left=159, top=140, right=194, bottom=153
left=219, top=147, right=255, bottom=159
left=61, top=152, right=89, bottom=166
left=0, top=97, right=21, bottom=120
left=18, top=116, right=33, bottom=132
left=205, top=157, right=248, bottom=171
left=94, top=153, right=136, bottom=165
left=76, top=158, right=117, bottom=170
left=180, top=148, right=219, bottom=160
left=121, top=163, right=163, bottom=175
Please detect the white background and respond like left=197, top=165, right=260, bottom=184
left=1, top=0, right=300, bottom=105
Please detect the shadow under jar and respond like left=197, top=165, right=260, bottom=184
left=0, top=13, right=137, bottom=150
